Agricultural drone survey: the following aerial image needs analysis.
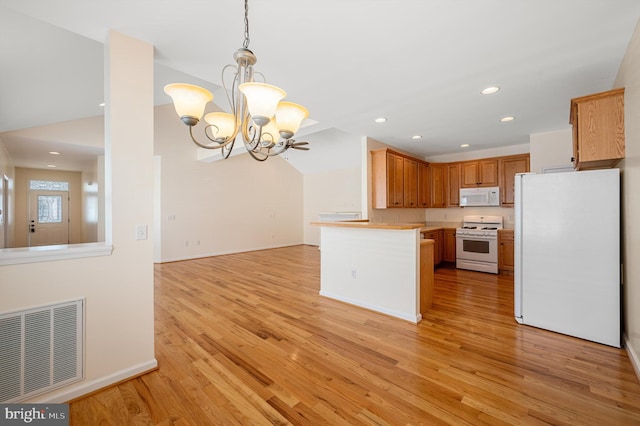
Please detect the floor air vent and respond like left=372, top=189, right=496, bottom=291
left=0, top=299, right=84, bottom=402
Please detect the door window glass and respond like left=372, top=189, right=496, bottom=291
left=38, top=195, right=63, bottom=223
left=29, top=180, right=69, bottom=191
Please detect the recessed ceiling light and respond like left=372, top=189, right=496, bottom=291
left=99, top=102, right=105, bottom=107
left=374, top=117, right=387, bottom=123
left=47, top=164, right=57, bottom=168
left=460, top=144, right=470, bottom=148
left=481, top=86, right=500, bottom=95
left=500, top=116, right=515, bottom=122
left=49, top=151, right=60, bottom=155
left=411, top=135, right=422, bottom=140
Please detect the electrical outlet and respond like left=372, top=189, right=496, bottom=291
left=135, top=224, right=147, bottom=240
left=351, top=269, right=357, bottom=279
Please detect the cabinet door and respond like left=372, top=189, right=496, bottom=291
left=403, top=158, right=418, bottom=208
left=435, top=229, right=443, bottom=265
left=571, top=88, right=625, bottom=170
left=417, top=162, right=430, bottom=208
left=500, top=155, right=529, bottom=206
left=499, top=230, right=514, bottom=272
left=424, top=231, right=442, bottom=265
left=447, top=163, right=460, bottom=207
left=478, top=159, right=499, bottom=186
left=460, top=162, right=478, bottom=187
left=429, top=164, right=447, bottom=208
left=387, top=153, right=404, bottom=207
left=461, top=160, right=499, bottom=187
left=443, top=228, right=457, bottom=262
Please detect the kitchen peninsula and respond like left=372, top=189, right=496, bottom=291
left=311, top=221, right=437, bottom=323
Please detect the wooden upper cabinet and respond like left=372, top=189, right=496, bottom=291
left=429, top=163, right=447, bottom=208
left=403, top=158, right=418, bottom=208
left=446, top=163, right=460, bottom=207
left=387, top=152, right=404, bottom=207
left=499, top=154, right=530, bottom=206
left=417, top=162, right=431, bottom=208
left=570, top=88, right=625, bottom=170
left=372, top=149, right=402, bottom=208
left=460, top=159, right=499, bottom=187
left=371, top=148, right=427, bottom=209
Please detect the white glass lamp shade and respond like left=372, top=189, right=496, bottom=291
left=239, top=82, right=286, bottom=125
left=260, top=120, right=280, bottom=146
left=164, top=83, right=213, bottom=122
left=204, top=112, right=236, bottom=140
left=275, top=102, right=309, bottom=138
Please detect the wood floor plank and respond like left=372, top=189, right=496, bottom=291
left=69, top=245, right=640, bottom=425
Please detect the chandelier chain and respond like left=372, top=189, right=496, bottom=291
left=243, top=0, right=250, bottom=49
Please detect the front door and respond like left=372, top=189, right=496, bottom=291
left=28, top=190, right=69, bottom=246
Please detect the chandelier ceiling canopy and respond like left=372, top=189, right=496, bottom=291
left=164, top=0, right=310, bottom=162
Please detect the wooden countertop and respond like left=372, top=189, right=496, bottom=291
left=311, top=221, right=460, bottom=232
left=310, top=220, right=425, bottom=230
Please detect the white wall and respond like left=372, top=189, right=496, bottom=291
left=425, top=143, right=530, bottom=164
left=614, top=17, right=640, bottom=376
left=154, top=104, right=304, bottom=262
left=529, top=128, right=573, bottom=173
left=0, top=31, right=156, bottom=402
left=303, top=167, right=361, bottom=246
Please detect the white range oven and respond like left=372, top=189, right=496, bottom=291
left=456, top=215, right=503, bottom=274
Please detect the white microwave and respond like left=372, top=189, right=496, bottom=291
left=459, top=187, right=500, bottom=207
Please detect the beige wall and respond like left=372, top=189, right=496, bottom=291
left=0, top=139, right=15, bottom=248
left=154, top=104, right=304, bottom=262
left=615, top=18, right=640, bottom=374
left=303, top=167, right=362, bottom=246
left=80, top=156, right=102, bottom=243
left=529, top=128, right=573, bottom=173
left=0, top=31, right=156, bottom=402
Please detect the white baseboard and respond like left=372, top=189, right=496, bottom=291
left=624, top=333, right=640, bottom=382
left=29, top=358, right=158, bottom=403
left=319, top=290, right=421, bottom=324
left=157, top=243, right=303, bottom=264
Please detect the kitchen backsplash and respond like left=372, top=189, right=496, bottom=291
left=368, top=206, right=515, bottom=228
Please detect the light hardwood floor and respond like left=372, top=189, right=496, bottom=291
left=70, top=245, right=640, bottom=425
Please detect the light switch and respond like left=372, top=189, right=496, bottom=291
left=135, top=224, right=148, bottom=240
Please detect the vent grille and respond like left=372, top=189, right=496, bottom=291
left=0, top=299, right=83, bottom=402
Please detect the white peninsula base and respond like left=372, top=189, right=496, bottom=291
left=314, top=222, right=429, bottom=323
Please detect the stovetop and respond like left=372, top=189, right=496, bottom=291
left=456, top=215, right=503, bottom=236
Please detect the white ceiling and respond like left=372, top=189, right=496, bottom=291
left=2, top=0, right=640, bottom=171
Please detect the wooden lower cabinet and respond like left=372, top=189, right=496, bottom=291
left=420, top=239, right=434, bottom=312
left=498, top=229, right=514, bottom=273
left=443, top=228, right=457, bottom=263
left=422, top=230, right=443, bottom=265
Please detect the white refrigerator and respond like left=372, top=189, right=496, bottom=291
left=514, top=168, right=620, bottom=347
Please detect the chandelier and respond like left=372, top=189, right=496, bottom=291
left=164, top=0, right=310, bottom=161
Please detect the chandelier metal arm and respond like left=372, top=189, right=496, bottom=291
left=247, top=148, right=268, bottom=162
left=188, top=125, right=235, bottom=150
